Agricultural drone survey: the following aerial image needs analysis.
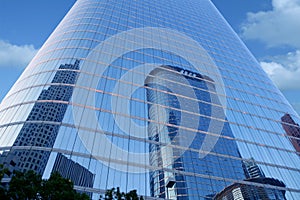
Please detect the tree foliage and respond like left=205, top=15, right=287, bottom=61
left=40, top=172, right=89, bottom=200
left=8, top=170, right=42, bottom=200
left=0, top=166, right=144, bottom=200
left=0, top=167, right=89, bottom=200
left=0, top=164, right=9, bottom=200
left=99, top=187, right=144, bottom=200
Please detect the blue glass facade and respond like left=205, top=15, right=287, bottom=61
left=0, top=0, right=299, bottom=199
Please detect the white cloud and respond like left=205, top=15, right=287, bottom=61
left=0, top=40, right=38, bottom=69
left=241, top=0, right=300, bottom=48
left=261, top=50, right=300, bottom=90
left=272, top=50, right=300, bottom=70
left=241, top=0, right=300, bottom=90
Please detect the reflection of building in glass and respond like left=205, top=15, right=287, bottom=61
left=0, top=60, right=79, bottom=174
left=53, top=153, right=95, bottom=197
left=215, top=158, right=287, bottom=200
left=242, top=158, right=265, bottom=179
left=214, top=178, right=287, bottom=200
left=281, top=113, right=300, bottom=153
left=53, top=153, right=94, bottom=188
left=146, top=65, right=245, bottom=199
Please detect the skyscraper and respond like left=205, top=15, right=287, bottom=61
left=0, top=0, right=300, bottom=199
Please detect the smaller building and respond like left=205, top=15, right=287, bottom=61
left=52, top=153, right=95, bottom=198
left=52, top=153, right=95, bottom=188
left=242, top=158, right=265, bottom=179
left=281, top=113, right=300, bottom=153
left=214, top=177, right=287, bottom=200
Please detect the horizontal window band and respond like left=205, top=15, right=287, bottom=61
left=0, top=121, right=299, bottom=174
left=0, top=145, right=298, bottom=194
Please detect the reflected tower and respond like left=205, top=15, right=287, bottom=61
left=146, top=66, right=245, bottom=199
left=242, top=158, right=265, bottom=179
left=0, top=60, right=80, bottom=175
left=215, top=158, right=287, bottom=200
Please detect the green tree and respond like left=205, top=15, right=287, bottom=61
left=124, top=189, right=142, bottom=200
left=0, top=164, right=9, bottom=200
left=8, top=170, right=42, bottom=200
left=100, top=187, right=144, bottom=200
left=0, top=164, right=9, bottom=180
left=0, top=169, right=89, bottom=200
left=40, top=172, right=89, bottom=200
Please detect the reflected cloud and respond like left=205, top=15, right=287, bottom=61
left=260, top=50, right=300, bottom=90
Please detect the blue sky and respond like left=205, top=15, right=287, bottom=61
left=0, top=0, right=299, bottom=115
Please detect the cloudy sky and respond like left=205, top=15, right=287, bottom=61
left=0, top=0, right=299, bottom=115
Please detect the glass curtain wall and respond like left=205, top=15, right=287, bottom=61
left=0, top=0, right=299, bottom=199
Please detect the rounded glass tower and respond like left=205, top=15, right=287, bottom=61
left=0, top=0, right=300, bottom=199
